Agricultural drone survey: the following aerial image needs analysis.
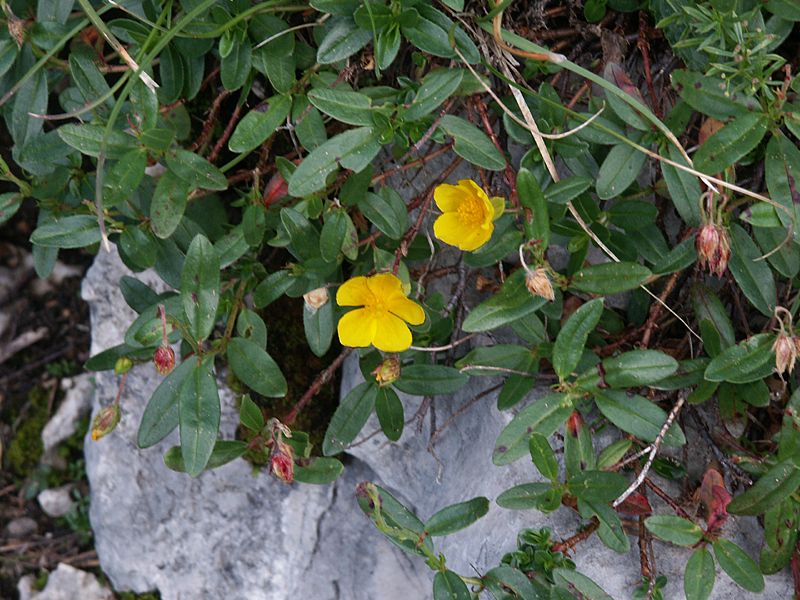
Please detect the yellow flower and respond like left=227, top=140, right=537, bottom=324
left=433, top=179, right=504, bottom=252
left=336, top=273, right=425, bottom=352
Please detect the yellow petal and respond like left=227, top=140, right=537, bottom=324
left=371, top=311, right=413, bottom=352
left=337, top=308, right=378, bottom=347
left=433, top=212, right=466, bottom=249
left=490, top=196, right=505, bottom=221
left=365, top=272, right=404, bottom=299
left=387, top=295, right=425, bottom=325
left=459, top=179, right=489, bottom=204
left=459, top=224, right=493, bottom=251
left=336, top=276, right=374, bottom=307
left=433, top=183, right=466, bottom=213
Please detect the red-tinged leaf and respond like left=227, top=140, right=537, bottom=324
left=566, top=410, right=583, bottom=436
left=263, top=171, right=288, bottom=207
left=616, top=491, right=652, bottom=516
left=707, top=484, right=731, bottom=532
left=607, top=63, right=646, bottom=104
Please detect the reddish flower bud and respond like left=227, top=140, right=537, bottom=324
left=91, top=404, right=121, bottom=441
left=270, top=444, right=294, bottom=484
left=696, top=223, right=730, bottom=277
left=153, top=345, right=175, bottom=375
left=372, top=357, right=401, bottom=386
left=773, top=333, right=797, bottom=375
left=525, top=268, right=555, bottom=302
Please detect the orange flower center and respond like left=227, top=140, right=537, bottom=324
left=456, top=194, right=487, bottom=226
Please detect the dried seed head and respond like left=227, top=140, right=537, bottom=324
left=773, top=333, right=797, bottom=376
left=696, top=224, right=730, bottom=277
left=91, top=404, right=121, bottom=441
left=270, top=442, right=294, bottom=484
left=372, top=357, right=401, bottom=386
left=303, top=287, right=329, bottom=312
left=525, top=268, right=555, bottom=302
left=153, top=345, right=175, bottom=376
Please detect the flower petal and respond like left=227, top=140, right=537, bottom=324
left=434, top=183, right=466, bottom=213
left=460, top=179, right=489, bottom=204
left=365, top=272, right=404, bottom=299
left=459, top=224, right=493, bottom=251
left=336, top=276, right=374, bottom=307
left=371, top=311, right=413, bottom=352
left=387, top=295, right=425, bottom=325
left=433, top=212, right=466, bottom=249
left=337, top=308, right=378, bottom=347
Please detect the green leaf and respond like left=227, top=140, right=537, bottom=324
left=56, top=123, right=135, bottom=159
left=432, top=570, right=471, bottom=600
left=322, top=381, right=377, bottom=455
left=439, top=115, right=505, bottom=171
left=728, top=223, right=777, bottom=317
left=0, top=193, right=23, bottom=226
left=596, top=439, right=632, bottom=469
left=684, top=548, right=716, bottom=600
left=253, top=270, right=295, bottom=308
left=568, top=470, right=627, bottom=503
left=462, top=269, right=546, bottom=332
left=303, top=299, right=334, bottom=357
left=493, top=393, right=574, bottom=465
left=150, top=171, right=190, bottom=239
left=293, top=457, right=344, bottom=484
left=496, top=482, right=561, bottom=512
left=166, top=149, right=228, bottom=191
left=220, top=37, right=251, bottom=90
left=601, top=350, right=678, bottom=387
left=765, top=0, right=800, bottom=19
left=753, top=225, right=799, bottom=278
left=694, top=113, right=768, bottom=174
left=316, top=18, right=371, bottom=64
left=529, top=433, right=559, bottom=480
left=704, top=333, right=776, bottom=384
left=30, top=215, right=101, bottom=249
left=671, top=69, right=759, bottom=120
left=239, top=395, right=264, bottom=431
left=425, top=497, right=489, bottom=537
left=552, top=569, right=613, bottom=600
left=236, top=308, right=268, bottom=348
left=552, top=298, right=604, bottom=380
left=375, top=386, right=404, bottom=442
left=727, top=460, right=800, bottom=516
left=652, top=237, right=697, bottom=275
left=691, top=284, right=735, bottom=349
left=228, top=94, right=292, bottom=153
left=288, top=127, right=381, bottom=197
left=307, top=87, right=374, bottom=126
left=765, top=132, right=800, bottom=237
left=661, top=144, right=702, bottom=226
left=544, top=176, right=592, bottom=205
left=181, top=234, right=220, bottom=341
left=404, top=69, right=463, bottom=122
left=517, top=168, right=549, bottom=248
left=227, top=337, right=287, bottom=397
left=580, top=499, right=630, bottom=554
left=712, top=539, right=764, bottom=593
left=137, top=357, right=195, bottom=448
left=178, top=357, right=221, bottom=477
left=356, top=483, right=433, bottom=557
left=164, top=440, right=246, bottom=472
left=595, top=390, right=685, bottom=447
left=596, top=143, right=647, bottom=200
left=644, top=515, right=703, bottom=546
left=569, top=262, right=651, bottom=294
left=358, top=190, right=409, bottom=240
left=483, top=565, right=541, bottom=600
left=394, top=365, right=469, bottom=396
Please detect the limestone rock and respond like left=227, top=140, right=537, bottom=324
left=18, top=563, right=112, bottom=600
left=41, top=374, right=95, bottom=463
left=81, top=248, right=428, bottom=600
left=37, top=484, right=76, bottom=518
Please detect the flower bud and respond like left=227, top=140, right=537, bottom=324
left=270, top=442, right=294, bottom=484
left=303, top=287, right=329, bottom=312
left=372, top=357, right=401, bottom=386
left=114, top=357, right=133, bottom=375
left=153, top=345, right=175, bottom=375
left=91, top=404, right=120, bottom=441
left=696, top=224, right=730, bottom=277
left=773, top=332, right=797, bottom=375
left=525, top=268, right=555, bottom=302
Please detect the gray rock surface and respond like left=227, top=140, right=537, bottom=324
left=5, top=516, right=37, bottom=538
left=37, top=484, right=76, bottom=518
left=341, top=358, right=793, bottom=599
left=17, top=563, right=112, bottom=600
left=81, top=248, right=428, bottom=600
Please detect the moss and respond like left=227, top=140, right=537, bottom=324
left=5, top=386, right=50, bottom=478
left=117, top=591, right=161, bottom=600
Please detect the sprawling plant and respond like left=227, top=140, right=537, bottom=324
left=2, top=0, right=800, bottom=597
